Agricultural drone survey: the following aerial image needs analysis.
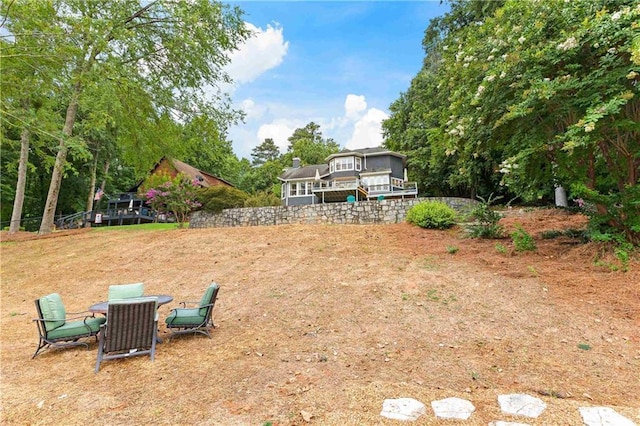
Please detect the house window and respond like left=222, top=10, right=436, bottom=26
left=290, top=182, right=313, bottom=197
left=355, top=157, right=362, bottom=171
left=363, top=175, right=389, bottom=192
left=281, top=184, right=286, bottom=199
left=333, top=156, right=355, bottom=171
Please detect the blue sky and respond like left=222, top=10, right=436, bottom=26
left=223, top=1, right=449, bottom=160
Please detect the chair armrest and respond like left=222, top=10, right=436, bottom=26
left=178, top=301, right=200, bottom=308
left=33, top=317, right=65, bottom=323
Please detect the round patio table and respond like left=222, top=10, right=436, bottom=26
left=88, top=294, right=174, bottom=314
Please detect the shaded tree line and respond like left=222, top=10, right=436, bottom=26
left=383, top=0, right=639, bottom=244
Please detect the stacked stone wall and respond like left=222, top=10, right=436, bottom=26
left=189, top=197, right=477, bottom=229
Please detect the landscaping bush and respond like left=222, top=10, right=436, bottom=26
left=511, top=225, right=537, bottom=252
left=244, top=191, right=281, bottom=207
left=195, top=186, right=248, bottom=213
left=406, top=201, right=457, bottom=229
left=465, top=194, right=504, bottom=238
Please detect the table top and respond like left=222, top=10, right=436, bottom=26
left=88, top=294, right=173, bottom=314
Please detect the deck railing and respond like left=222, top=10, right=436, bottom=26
left=312, top=179, right=418, bottom=197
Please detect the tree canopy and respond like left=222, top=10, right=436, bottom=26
left=383, top=0, right=640, bottom=244
left=1, top=0, right=250, bottom=233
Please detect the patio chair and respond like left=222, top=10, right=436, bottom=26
left=95, top=297, right=158, bottom=373
left=108, top=282, right=144, bottom=300
left=33, top=293, right=106, bottom=359
left=165, top=283, right=219, bottom=339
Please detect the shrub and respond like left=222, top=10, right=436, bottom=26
left=195, top=185, right=248, bottom=213
left=143, top=173, right=201, bottom=227
left=244, top=191, right=281, bottom=207
left=511, top=225, right=537, bottom=252
left=465, top=194, right=504, bottom=238
left=406, top=201, right=457, bottom=229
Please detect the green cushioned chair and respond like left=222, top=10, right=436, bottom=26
left=95, top=297, right=158, bottom=373
left=108, top=282, right=144, bottom=300
left=33, top=293, right=106, bottom=359
left=165, top=283, right=219, bottom=339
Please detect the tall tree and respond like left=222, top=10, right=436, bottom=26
left=2, top=0, right=250, bottom=234
left=1, top=2, right=62, bottom=232
left=384, top=0, right=640, bottom=243
left=286, top=122, right=340, bottom=166
left=251, top=138, right=281, bottom=167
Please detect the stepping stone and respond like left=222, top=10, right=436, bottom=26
left=579, top=406, right=636, bottom=426
left=380, top=398, right=426, bottom=421
left=431, top=397, right=475, bottom=420
left=498, top=394, right=547, bottom=418
left=489, top=422, right=531, bottom=426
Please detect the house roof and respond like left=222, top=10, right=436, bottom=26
left=278, top=164, right=329, bottom=181
left=278, top=146, right=408, bottom=182
left=130, top=157, right=234, bottom=191
left=325, top=146, right=406, bottom=162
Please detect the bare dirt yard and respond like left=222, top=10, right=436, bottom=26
left=1, top=208, right=638, bottom=425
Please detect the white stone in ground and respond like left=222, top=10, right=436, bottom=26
left=380, top=398, right=426, bottom=421
left=431, top=397, right=476, bottom=420
left=489, top=421, right=531, bottom=426
left=579, top=406, right=636, bottom=426
left=498, top=394, right=547, bottom=418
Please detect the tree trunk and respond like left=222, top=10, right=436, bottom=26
left=8, top=127, right=30, bottom=234
left=100, top=160, right=110, bottom=195
left=84, top=151, right=98, bottom=227
left=38, top=86, right=80, bottom=234
left=85, top=151, right=98, bottom=213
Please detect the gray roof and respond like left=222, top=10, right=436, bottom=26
left=325, top=146, right=406, bottom=161
left=279, top=164, right=329, bottom=181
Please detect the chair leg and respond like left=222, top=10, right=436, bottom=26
left=32, top=339, right=48, bottom=359
left=95, top=334, right=105, bottom=373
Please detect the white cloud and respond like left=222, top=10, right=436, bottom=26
left=257, top=119, right=303, bottom=153
left=344, top=94, right=367, bottom=120
left=226, top=22, right=289, bottom=85
left=346, top=108, right=389, bottom=150
left=240, top=98, right=265, bottom=120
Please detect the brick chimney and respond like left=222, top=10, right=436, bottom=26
left=292, top=157, right=301, bottom=168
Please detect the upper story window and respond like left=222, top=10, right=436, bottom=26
left=330, top=156, right=359, bottom=172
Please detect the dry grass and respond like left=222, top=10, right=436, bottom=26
left=1, top=209, right=639, bottom=425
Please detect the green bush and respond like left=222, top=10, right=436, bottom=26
left=465, top=194, right=504, bottom=238
left=244, top=191, right=281, bottom=207
left=406, top=201, right=457, bottom=229
left=511, top=225, right=537, bottom=252
left=195, top=185, right=248, bottom=213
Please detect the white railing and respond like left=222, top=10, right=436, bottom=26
left=312, top=179, right=418, bottom=197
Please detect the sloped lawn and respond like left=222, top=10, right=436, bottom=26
left=1, top=209, right=638, bottom=425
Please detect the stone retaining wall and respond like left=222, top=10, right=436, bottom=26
left=189, top=197, right=477, bottom=229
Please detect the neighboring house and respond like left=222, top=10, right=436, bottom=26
left=88, top=158, right=233, bottom=227
left=278, top=147, right=418, bottom=206
left=133, top=157, right=235, bottom=190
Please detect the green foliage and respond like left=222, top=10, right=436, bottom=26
left=446, top=245, right=459, bottom=254
left=511, top=225, right=537, bottom=252
left=465, top=194, right=504, bottom=238
left=284, top=122, right=340, bottom=166
left=384, top=0, right=640, bottom=244
left=195, top=185, right=248, bottom=213
left=243, top=191, right=281, bottom=207
left=143, top=173, right=201, bottom=227
left=406, top=201, right=457, bottom=229
left=251, top=138, right=281, bottom=167
left=3, top=0, right=250, bottom=233
left=495, top=243, right=507, bottom=254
